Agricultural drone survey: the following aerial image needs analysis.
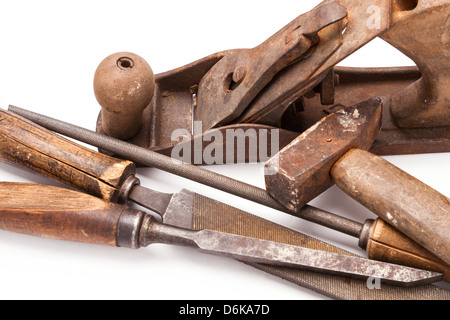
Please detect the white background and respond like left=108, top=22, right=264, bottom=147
left=0, top=0, right=448, bottom=300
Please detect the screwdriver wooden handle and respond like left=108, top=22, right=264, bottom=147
left=0, top=109, right=136, bottom=201
left=331, top=148, right=450, bottom=266
left=0, top=182, right=145, bottom=247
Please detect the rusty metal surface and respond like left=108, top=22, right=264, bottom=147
left=8, top=96, right=450, bottom=300
left=96, top=50, right=230, bottom=150
left=380, top=0, right=450, bottom=128
left=215, top=0, right=390, bottom=128
left=264, top=97, right=383, bottom=213
left=116, top=171, right=448, bottom=293
left=1, top=0, right=449, bottom=301
left=195, top=1, right=348, bottom=130
left=149, top=124, right=299, bottom=165
left=92, top=0, right=449, bottom=160
left=16, top=104, right=450, bottom=281
left=138, top=212, right=442, bottom=287
left=298, top=66, right=450, bottom=156
left=191, top=194, right=450, bottom=300
left=264, top=91, right=449, bottom=266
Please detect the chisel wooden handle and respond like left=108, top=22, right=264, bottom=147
left=0, top=182, right=144, bottom=248
left=331, top=149, right=450, bottom=266
left=0, top=109, right=136, bottom=201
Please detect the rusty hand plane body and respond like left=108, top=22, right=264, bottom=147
left=4, top=0, right=449, bottom=301
left=92, top=0, right=449, bottom=162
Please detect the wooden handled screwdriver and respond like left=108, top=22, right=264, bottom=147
left=1, top=181, right=442, bottom=286
left=3, top=106, right=450, bottom=281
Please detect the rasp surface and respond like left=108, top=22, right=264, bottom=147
left=192, top=193, right=449, bottom=300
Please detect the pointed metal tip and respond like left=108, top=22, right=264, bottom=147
left=192, top=230, right=443, bottom=287
left=384, top=270, right=443, bottom=288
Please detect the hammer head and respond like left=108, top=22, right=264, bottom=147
left=264, top=97, right=383, bottom=212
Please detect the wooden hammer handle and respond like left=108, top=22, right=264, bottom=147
left=0, top=109, right=136, bottom=201
left=331, top=149, right=450, bottom=266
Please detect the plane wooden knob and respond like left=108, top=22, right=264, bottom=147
left=94, top=52, right=155, bottom=140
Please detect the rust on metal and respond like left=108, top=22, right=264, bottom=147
left=195, top=1, right=348, bottom=130
left=380, top=0, right=450, bottom=128
left=138, top=215, right=442, bottom=287
left=264, top=97, right=383, bottom=213
left=191, top=194, right=450, bottom=299
left=92, top=0, right=449, bottom=161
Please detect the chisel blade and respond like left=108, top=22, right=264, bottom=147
left=10, top=105, right=450, bottom=299
left=189, top=229, right=442, bottom=287
left=131, top=188, right=442, bottom=287
left=167, top=191, right=450, bottom=299
left=141, top=215, right=442, bottom=287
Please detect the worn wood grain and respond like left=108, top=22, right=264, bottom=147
left=0, top=182, right=125, bottom=246
left=331, top=148, right=450, bottom=266
left=367, top=219, right=450, bottom=282
left=0, top=109, right=136, bottom=200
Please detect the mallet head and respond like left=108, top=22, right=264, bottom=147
left=264, top=97, right=383, bottom=212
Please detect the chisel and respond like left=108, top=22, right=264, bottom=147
left=3, top=107, right=450, bottom=298
left=1, top=181, right=441, bottom=286
left=5, top=106, right=450, bottom=281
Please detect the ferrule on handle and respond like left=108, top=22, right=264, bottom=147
left=0, top=182, right=145, bottom=247
left=331, top=149, right=450, bottom=266
left=0, top=109, right=136, bottom=201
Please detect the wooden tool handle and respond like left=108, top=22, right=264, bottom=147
left=366, top=219, right=450, bottom=282
left=0, top=182, right=144, bottom=247
left=0, top=109, right=136, bottom=201
left=331, top=148, right=450, bottom=266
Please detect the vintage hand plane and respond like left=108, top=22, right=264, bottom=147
left=92, top=0, right=449, bottom=162
left=1, top=0, right=449, bottom=301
